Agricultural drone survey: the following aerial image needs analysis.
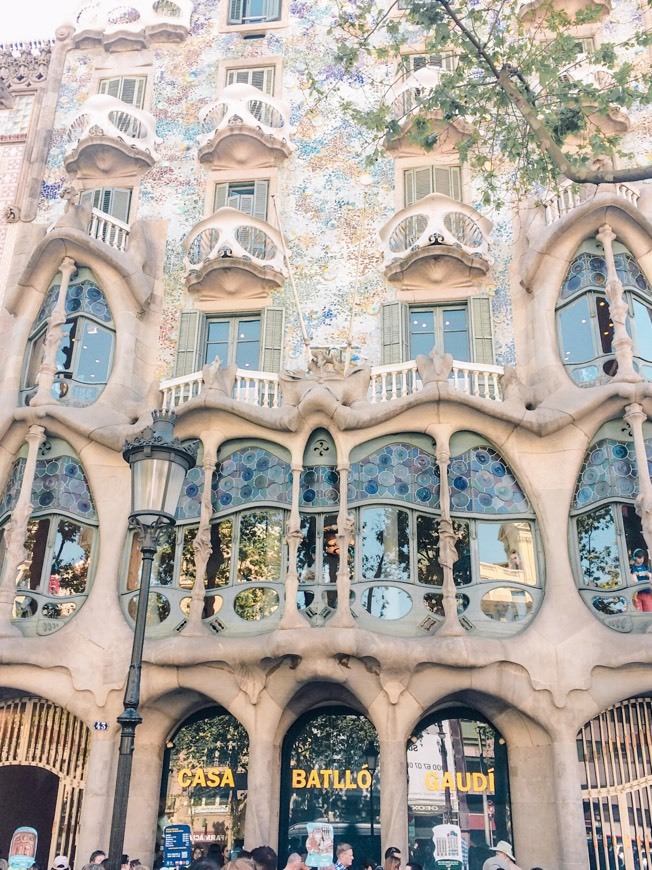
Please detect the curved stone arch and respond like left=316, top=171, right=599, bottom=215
left=274, top=680, right=376, bottom=747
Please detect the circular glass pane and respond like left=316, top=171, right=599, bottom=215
left=361, top=586, right=412, bottom=620
left=480, top=588, right=533, bottom=622
left=202, top=594, right=223, bottom=619
left=128, top=593, right=171, bottom=624
left=592, top=595, right=628, bottom=615
left=234, top=587, right=279, bottom=621
left=41, top=601, right=77, bottom=619
left=13, top=596, right=38, bottom=618
left=424, top=592, right=469, bottom=617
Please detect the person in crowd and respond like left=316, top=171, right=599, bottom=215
left=405, top=862, right=422, bottom=870
left=251, top=846, right=277, bottom=870
left=121, top=855, right=130, bottom=870
left=90, top=854, right=105, bottom=866
left=334, top=844, right=353, bottom=870
left=482, top=841, right=522, bottom=870
left=206, top=846, right=224, bottom=868
left=192, top=849, right=204, bottom=862
left=383, top=848, right=401, bottom=870
left=51, top=858, right=69, bottom=870
left=230, top=841, right=245, bottom=862
left=631, top=548, right=652, bottom=610
left=225, top=859, right=255, bottom=870
left=280, top=855, right=302, bottom=870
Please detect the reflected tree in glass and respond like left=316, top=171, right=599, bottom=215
left=577, top=505, right=621, bottom=588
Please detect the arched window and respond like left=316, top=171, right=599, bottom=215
left=0, top=439, right=97, bottom=633
left=571, top=423, right=652, bottom=632
left=122, top=441, right=291, bottom=634
left=22, top=267, right=115, bottom=407
left=557, top=240, right=652, bottom=386
left=347, top=435, right=541, bottom=636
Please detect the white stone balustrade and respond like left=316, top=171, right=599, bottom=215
left=389, top=67, right=446, bottom=124
left=379, top=193, right=491, bottom=267
left=65, top=94, right=160, bottom=159
left=183, top=207, right=288, bottom=276
left=87, top=208, right=130, bottom=251
left=72, top=0, right=193, bottom=42
left=543, top=179, right=640, bottom=225
left=160, top=358, right=505, bottom=411
left=198, top=83, right=295, bottom=152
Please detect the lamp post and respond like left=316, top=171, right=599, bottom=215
left=108, top=411, right=196, bottom=869
left=363, top=741, right=379, bottom=857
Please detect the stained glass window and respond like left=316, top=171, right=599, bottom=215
left=212, top=447, right=291, bottom=511
left=349, top=441, right=440, bottom=507
left=449, top=446, right=529, bottom=514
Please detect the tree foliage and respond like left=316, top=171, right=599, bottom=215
left=321, top=0, right=652, bottom=204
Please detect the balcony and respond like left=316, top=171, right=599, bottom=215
left=386, top=67, right=470, bottom=156
left=160, top=358, right=505, bottom=412
left=72, top=0, right=193, bottom=50
left=557, top=64, right=630, bottom=142
left=379, top=193, right=492, bottom=292
left=183, top=207, right=288, bottom=301
left=64, top=95, right=160, bottom=178
left=519, top=0, right=610, bottom=22
left=198, top=84, right=295, bottom=169
left=542, top=179, right=639, bottom=226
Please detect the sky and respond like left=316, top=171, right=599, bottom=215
left=1, top=1, right=82, bottom=43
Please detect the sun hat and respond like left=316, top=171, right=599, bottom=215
left=54, top=858, right=70, bottom=870
left=491, top=842, right=515, bottom=861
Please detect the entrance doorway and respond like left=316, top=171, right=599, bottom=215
left=0, top=766, right=59, bottom=865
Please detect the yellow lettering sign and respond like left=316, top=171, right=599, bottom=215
left=292, top=769, right=306, bottom=788
left=357, top=770, right=372, bottom=789
left=423, top=769, right=494, bottom=794
left=290, top=769, right=374, bottom=789
left=178, top=768, right=192, bottom=788
left=192, top=769, right=206, bottom=788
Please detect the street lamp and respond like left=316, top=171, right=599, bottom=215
left=108, top=411, right=196, bottom=869
left=363, top=741, right=379, bottom=855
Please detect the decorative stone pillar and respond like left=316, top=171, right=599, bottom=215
left=280, top=465, right=307, bottom=629
left=549, top=737, right=591, bottom=869
left=331, top=464, right=355, bottom=628
left=436, top=447, right=464, bottom=636
left=183, top=451, right=217, bottom=635
left=76, top=729, right=116, bottom=861
left=596, top=224, right=641, bottom=383
left=244, top=722, right=277, bottom=848
left=30, top=257, right=77, bottom=406
left=624, top=403, right=652, bottom=552
left=378, top=734, right=409, bottom=856
left=0, top=425, right=46, bottom=635
left=124, top=731, right=165, bottom=865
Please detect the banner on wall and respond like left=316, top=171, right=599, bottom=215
left=8, top=827, right=38, bottom=870
left=432, top=824, right=463, bottom=870
left=305, top=822, right=334, bottom=867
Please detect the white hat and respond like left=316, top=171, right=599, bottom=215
left=491, top=842, right=515, bottom=861
left=54, top=857, right=70, bottom=870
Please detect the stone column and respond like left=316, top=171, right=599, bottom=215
left=124, top=731, right=165, bottom=865
left=0, top=425, right=46, bottom=635
left=76, top=729, right=116, bottom=860
left=378, top=735, right=408, bottom=856
left=436, top=445, right=464, bottom=636
left=549, top=737, right=590, bottom=869
left=30, top=257, right=77, bottom=406
left=244, top=722, right=277, bottom=848
left=280, top=464, right=307, bottom=629
left=624, top=403, right=652, bottom=552
left=596, top=224, right=641, bottom=383
left=183, top=451, right=218, bottom=635
left=331, top=464, right=355, bottom=628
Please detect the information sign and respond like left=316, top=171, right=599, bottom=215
left=432, top=824, right=463, bottom=870
left=163, top=824, right=192, bottom=868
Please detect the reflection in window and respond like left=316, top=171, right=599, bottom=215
left=238, top=509, right=283, bottom=583
left=22, top=269, right=115, bottom=407
left=572, top=435, right=652, bottom=631
left=361, top=585, right=412, bottom=619
left=478, top=522, right=537, bottom=586
left=361, top=507, right=409, bottom=581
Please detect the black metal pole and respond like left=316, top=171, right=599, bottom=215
left=108, top=523, right=159, bottom=870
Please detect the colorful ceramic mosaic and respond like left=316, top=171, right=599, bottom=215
left=349, top=442, right=440, bottom=508
left=448, top=447, right=529, bottom=514
left=573, top=438, right=652, bottom=509
left=299, top=466, right=340, bottom=508
left=0, top=459, right=26, bottom=520
left=31, top=456, right=96, bottom=521
left=35, top=277, right=113, bottom=328
left=212, top=447, right=291, bottom=512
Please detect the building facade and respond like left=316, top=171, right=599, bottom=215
left=0, top=0, right=651, bottom=867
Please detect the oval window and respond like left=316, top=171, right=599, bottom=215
left=361, top=586, right=412, bottom=620
left=592, top=595, right=628, bottom=615
left=234, top=587, right=279, bottom=621
left=13, top=596, right=38, bottom=618
left=424, top=592, right=469, bottom=617
left=297, top=590, right=315, bottom=610
left=42, top=601, right=77, bottom=620
left=481, top=588, right=533, bottom=622
left=202, top=594, right=224, bottom=619
left=128, top=592, right=171, bottom=624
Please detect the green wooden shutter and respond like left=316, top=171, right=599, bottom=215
left=228, top=0, right=243, bottom=22
left=381, top=301, right=409, bottom=364
left=469, top=296, right=494, bottom=365
left=174, top=311, right=205, bottom=377
left=261, top=307, right=285, bottom=372
left=214, top=183, right=229, bottom=211
left=79, top=189, right=98, bottom=209
left=253, top=180, right=269, bottom=221
left=404, top=167, right=434, bottom=207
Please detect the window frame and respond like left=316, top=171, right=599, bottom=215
left=98, top=75, right=147, bottom=109
left=220, top=0, right=287, bottom=32
left=203, top=313, right=263, bottom=370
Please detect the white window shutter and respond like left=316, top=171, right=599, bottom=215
left=434, top=167, right=452, bottom=198
left=469, top=296, right=494, bottom=365
left=381, top=301, right=409, bottom=364
left=108, top=188, right=132, bottom=223
left=261, top=307, right=285, bottom=372
left=120, top=77, right=146, bottom=108
left=214, top=183, right=229, bottom=211
left=263, top=0, right=281, bottom=21
left=229, top=0, right=243, bottom=22
left=79, top=189, right=97, bottom=210
left=253, top=180, right=269, bottom=221
left=405, top=167, right=434, bottom=207
left=174, top=311, right=205, bottom=377
left=99, top=77, right=121, bottom=99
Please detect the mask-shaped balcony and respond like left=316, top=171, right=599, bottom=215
left=183, top=207, right=288, bottom=302
left=557, top=64, right=630, bottom=141
left=64, top=94, right=160, bottom=178
left=198, top=83, right=295, bottom=169
left=386, top=67, right=471, bottom=156
left=519, top=0, right=610, bottom=22
left=72, top=0, right=193, bottom=50
left=379, top=194, right=492, bottom=292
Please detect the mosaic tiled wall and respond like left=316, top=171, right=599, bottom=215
left=34, top=0, right=650, bottom=378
